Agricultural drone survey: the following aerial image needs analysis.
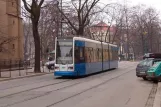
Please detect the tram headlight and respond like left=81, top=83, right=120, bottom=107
left=55, top=66, right=59, bottom=70
left=68, top=66, right=73, bottom=70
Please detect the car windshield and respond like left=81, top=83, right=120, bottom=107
left=152, top=62, right=159, bottom=67
left=139, top=59, right=153, bottom=66
left=153, top=60, right=161, bottom=65
left=56, top=38, right=73, bottom=64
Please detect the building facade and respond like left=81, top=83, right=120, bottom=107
left=0, top=0, right=24, bottom=61
left=90, top=21, right=116, bottom=43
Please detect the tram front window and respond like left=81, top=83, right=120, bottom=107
left=56, top=39, right=73, bottom=64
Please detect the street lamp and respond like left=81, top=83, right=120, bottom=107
left=142, top=31, right=148, bottom=54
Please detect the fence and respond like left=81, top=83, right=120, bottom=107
left=0, top=59, right=52, bottom=78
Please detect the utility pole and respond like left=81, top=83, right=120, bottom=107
left=101, top=33, right=103, bottom=71
left=60, top=0, right=63, bottom=37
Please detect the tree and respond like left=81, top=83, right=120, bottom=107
left=22, top=0, right=45, bottom=72
left=39, top=2, right=59, bottom=60
left=130, top=5, right=161, bottom=57
left=58, top=0, right=100, bottom=36
left=23, top=20, right=34, bottom=61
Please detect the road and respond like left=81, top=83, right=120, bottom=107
left=0, top=61, right=157, bottom=107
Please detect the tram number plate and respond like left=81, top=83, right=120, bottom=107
left=62, top=67, right=65, bottom=69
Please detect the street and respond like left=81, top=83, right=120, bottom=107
left=0, top=61, right=157, bottom=107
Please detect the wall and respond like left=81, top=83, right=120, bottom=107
left=0, top=0, right=24, bottom=62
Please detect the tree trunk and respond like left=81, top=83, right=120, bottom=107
left=32, top=19, right=41, bottom=73
left=77, top=26, right=84, bottom=36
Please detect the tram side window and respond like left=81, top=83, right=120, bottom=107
left=75, top=46, right=85, bottom=63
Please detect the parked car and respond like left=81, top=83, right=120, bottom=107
left=143, top=53, right=161, bottom=59
left=143, top=53, right=152, bottom=59
left=136, top=58, right=161, bottom=80
left=146, top=61, right=161, bottom=83
left=45, top=60, right=55, bottom=69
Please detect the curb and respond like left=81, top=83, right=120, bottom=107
left=0, top=72, right=53, bottom=82
left=1, top=67, right=32, bottom=72
left=153, top=83, right=161, bottom=107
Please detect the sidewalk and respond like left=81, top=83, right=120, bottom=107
left=153, top=83, right=161, bottom=107
left=0, top=66, right=54, bottom=81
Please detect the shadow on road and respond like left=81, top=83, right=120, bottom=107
left=54, top=68, right=116, bottom=79
left=137, top=78, right=158, bottom=84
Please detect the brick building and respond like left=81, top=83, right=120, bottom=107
left=90, top=21, right=116, bottom=43
left=0, top=0, right=24, bottom=62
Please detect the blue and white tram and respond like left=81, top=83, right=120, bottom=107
left=54, top=37, right=118, bottom=77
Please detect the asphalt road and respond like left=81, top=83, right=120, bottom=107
left=0, top=61, right=156, bottom=107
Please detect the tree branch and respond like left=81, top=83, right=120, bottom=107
left=22, top=0, right=31, bottom=13
left=57, top=7, right=78, bottom=32
left=39, top=0, right=45, bottom=7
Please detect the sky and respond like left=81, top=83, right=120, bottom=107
left=100, top=0, right=161, bottom=12
left=22, top=0, right=161, bottom=12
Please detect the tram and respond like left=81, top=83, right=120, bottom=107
left=54, top=37, right=118, bottom=77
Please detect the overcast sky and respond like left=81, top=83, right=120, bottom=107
left=100, top=0, right=161, bottom=12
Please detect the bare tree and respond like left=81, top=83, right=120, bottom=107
left=22, top=0, right=45, bottom=72
left=58, top=0, right=100, bottom=36
left=39, top=2, right=60, bottom=61
left=130, top=5, right=161, bottom=57
left=23, top=20, right=34, bottom=61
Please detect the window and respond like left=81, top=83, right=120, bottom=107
left=12, top=44, right=15, bottom=49
left=56, top=39, right=73, bottom=64
left=75, top=46, right=85, bottom=63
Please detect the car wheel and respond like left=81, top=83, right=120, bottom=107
left=153, top=79, right=158, bottom=83
left=143, top=77, right=147, bottom=80
left=158, top=76, right=161, bottom=82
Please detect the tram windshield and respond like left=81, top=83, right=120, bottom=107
left=56, top=39, right=73, bottom=64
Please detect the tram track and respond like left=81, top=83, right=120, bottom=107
left=0, top=73, right=57, bottom=91
left=0, top=79, right=72, bottom=99
left=0, top=64, right=135, bottom=100
left=46, top=68, right=135, bottom=107
left=0, top=65, right=133, bottom=99
left=0, top=61, right=134, bottom=91
left=2, top=67, right=136, bottom=107
left=0, top=77, right=63, bottom=91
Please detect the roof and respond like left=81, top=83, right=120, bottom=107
left=55, top=36, right=118, bottom=47
left=94, top=21, right=108, bottom=27
left=143, top=53, right=161, bottom=59
left=73, top=37, right=117, bottom=47
left=90, top=21, right=116, bottom=32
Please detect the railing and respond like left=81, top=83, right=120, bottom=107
left=0, top=59, right=52, bottom=78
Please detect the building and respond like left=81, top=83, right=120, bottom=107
left=90, top=21, right=116, bottom=43
left=0, top=0, right=24, bottom=62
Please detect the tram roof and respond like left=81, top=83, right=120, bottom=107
left=73, top=37, right=117, bottom=47
left=56, top=36, right=117, bottom=47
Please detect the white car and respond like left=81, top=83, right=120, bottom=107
left=45, top=60, right=55, bottom=69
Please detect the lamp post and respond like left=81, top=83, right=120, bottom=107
left=142, top=31, right=147, bottom=55
left=101, top=32, right=103, bottom=71
left=60, top=0, right=63, bottom=37
left=53, top=0, right=61, bottom=37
